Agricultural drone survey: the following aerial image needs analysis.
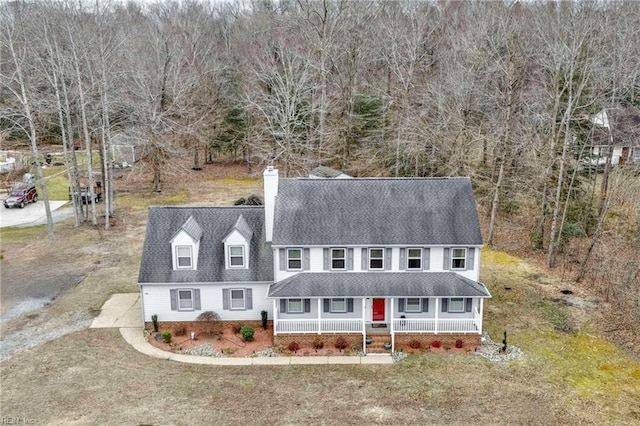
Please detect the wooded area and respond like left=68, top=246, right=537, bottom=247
left=1, top=1, right=639, bottom=347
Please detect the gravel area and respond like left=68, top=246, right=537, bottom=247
left=250, top=348, right=279, bottom=358
left=180, top=343, right=223, bottom=357
left=475, top=332, right=524, bottom=362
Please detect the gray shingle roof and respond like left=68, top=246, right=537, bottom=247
left=227, top=214, right=253, bottom=242
left=267, top=272, right=491, bottom=298
left=272, top=177, right=482, bottom=246
left=138, top=206, right=273, bottom=284
left=173, top=215, right=203, bottom=242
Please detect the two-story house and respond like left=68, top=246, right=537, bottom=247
left=138, top=167, right=491, bottom=353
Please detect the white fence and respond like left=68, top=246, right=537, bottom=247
left=275, top=318, right=362, bottom=334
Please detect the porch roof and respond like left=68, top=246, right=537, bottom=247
left=267, top=272, right=491, bottom=298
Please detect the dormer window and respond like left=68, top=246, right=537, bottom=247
left=176, top=246, right=193, bottom=269
left=223, top=215, right=253, bottom=270
left=170, top=216, right=202, bottom=271
left=228, top=246, right=245, bottom=268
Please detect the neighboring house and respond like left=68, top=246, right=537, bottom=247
left=589, top=107, right=640, bottom=166
left=309, top=165, right=352, bottom=179
left=138, top=168, right=491, bottom=353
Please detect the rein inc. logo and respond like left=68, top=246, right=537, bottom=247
left=1, top=417, right=35, bottom=425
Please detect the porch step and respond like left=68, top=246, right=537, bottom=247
left=365, top=334, right=392, bottom=353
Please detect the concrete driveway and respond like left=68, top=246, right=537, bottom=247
left=0, top=200, right=73, bottom=228
left=91, top=293, right=141, bottom=329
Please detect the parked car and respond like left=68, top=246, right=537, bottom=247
left=4, top=183, right=37, bottom=208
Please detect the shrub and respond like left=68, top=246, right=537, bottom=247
left=502, top=331, right=508, bottom=352
left=455, top=339, right=464, bottom=349
left=312, top=338, right=324, bottom=351
left=334, top=337, right=348, bottom=351
left=261, top=310, right=268, bottom=329
left=240, top=326, right=255, bottom=342
left=431, top=340, right=441, bottom=348
left=151, top=314, right=158, bottom=332
left=162, top=331, right=172, bottom=344
left=408, top=339, right=421, bottom=349
left=288, top=341, right=300, bottom=353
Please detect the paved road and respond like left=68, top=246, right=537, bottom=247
left=0, top=200, right=74, bottom=228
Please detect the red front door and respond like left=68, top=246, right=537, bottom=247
left=372, top=298, right=385, bottom=321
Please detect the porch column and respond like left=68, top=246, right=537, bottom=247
left=434, top=298, right=439, bottom=334
left=317, top=298, right=322, bottom=334
left=390, top=298, right=395, bottom=352
left=273, top=299, right=278, bottom=336
left=478, top=298, right=484, bottom=334
left=362, top=298, right=366, bottom=353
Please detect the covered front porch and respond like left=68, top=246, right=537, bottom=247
left=272, top=297, right=484, bottom=335
left=268, top=271, right=491, bottom=352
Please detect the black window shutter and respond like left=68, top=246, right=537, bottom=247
left=304, top=298, right=311, bottom=313
left=361, top=248, right=368, bottom=270
left=347, top=298, right=354, bottom=313
left=194, top=289, right=201, bottom=310
left=399, top=248, right=406, bottom=270
left=347, top=248, right=354, bottom=270
left=323, top=298, right=330, bottom=313
left=222, top=288, right=229, bottom=310
left=280, top=299, right=287, bottom=313
left=170, top=289, right=177, bottom=310
left=422, top=298, right=429, bottom=312
left=323, top=248, right=330, bottom=270
left=467, top=248, right=475, bottom=270
left=441, top=298, right=448, bottom=312
left=385, top=248, right=392, bottom=270
left=423, top=248, right=430, bottom=270
left=443, top=248, right=450, bottom=270
left=279, top=248, right=286, bottom=270
left=465, top=298, right=472, bottom=312
left=398, top=298, right=405, bottom=313
left=246, top=288, right=253, bottom=310
left=303, top=248, right=310, bottom=270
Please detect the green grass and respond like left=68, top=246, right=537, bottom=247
left=0, top=224, right=49, bottom=243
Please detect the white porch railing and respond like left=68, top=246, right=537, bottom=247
left=276, top=318, right=362, bottom=334
left=392, top=318, right=481, bottom=334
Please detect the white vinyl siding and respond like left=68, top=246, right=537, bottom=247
left=141, top=284, right=271, bottom=322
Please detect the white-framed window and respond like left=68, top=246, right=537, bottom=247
left=230, top=288, right=246, bottom=310
left=331, top=298, right=347, bottom=313
left=331, top=248, right=346, bottom=270
left=228, top=246, right=245, bottom=268
left=287, top=299, right=303, bottom=313
left=407, top=248, right=422, bottom=270
left=287, top=248, right=302, bottom=270
left=369, top=248, right=384, bottom=270
left=406, top=297, right=421, bottom=312
left=178, top=289, right=194, bottom=310
left=449, top=297, right=465, bottom=313
left=176, top=245, right=193, bottom=269
left=451, top=248, right=467, bottom=270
